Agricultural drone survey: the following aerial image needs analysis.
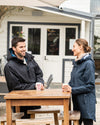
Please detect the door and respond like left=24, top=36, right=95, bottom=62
left=26, top=25, right=63, bottom=82
left=43, top=26, right=78, bottom=82
left=43, top=26, right=63, bottom=82
left=10, top=24, right=78, bottom=83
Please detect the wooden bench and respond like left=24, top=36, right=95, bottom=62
left=0, top=112, right=24, bottom=125
left=16, top=118, right=54, bottom=125
left=0, top=93, right=7, bottom=96
left=27, top=108, right=60, bottom=125
left=59, top=111, right=80, bottom=125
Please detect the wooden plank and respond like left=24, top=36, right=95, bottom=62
left=16, top=118, right=54, bottom=125
left=15, top=106, right=20, bottom=112
left=0, top=93, right=7, bottom=95
left=58, top=111, right=80, bottom=120
left=27, top=108, right=60, bottom=125
left=0, top=113, right=24, bottom=121
left=4, top=89, right=71, bottom=125
left=4, top=89, right=71, bottom=99
left=95, top=82, right=100, bottom=85
left=11, top=99, right=64, bottom=106
left=63, top=99, right=69, bottom=125
left=54, top=112, right=59, bottom=125
left=27, top=108, right=60, bottom=114
left=6, top=100, right=12, bottom=125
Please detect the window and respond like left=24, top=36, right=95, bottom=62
left=65, top=28, right=76, bottom=55
left=47, top=29, right=59, bottom=55
left=12, top=26, right=22, bottom=38
left=28, top=28, right=41, bottom=54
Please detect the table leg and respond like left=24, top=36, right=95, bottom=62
left=6, top=100, right=12, bottom=125
left=15, top=106, right=20, bottom=112
left=54, top=112, right=59, bottom=125
left=30, top=114, right=35, bottom=118
left=63, top=99, right=69, bottom=125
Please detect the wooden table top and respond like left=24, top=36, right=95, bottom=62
left=4, top=89, right=71, bottom=100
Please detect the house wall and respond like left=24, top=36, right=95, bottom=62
left=0, top=7, right=81, bottom=58
left=61, top=0, right=90, bottom=13
left=94, top=19, right=100, bottom=69
left=0, top=6, right=91, bottom=82
left=94, top=20, right=100, bottom=37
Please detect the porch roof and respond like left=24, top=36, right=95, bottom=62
left=0, top=0, right=65, bottom=19
left=0, top=0, right=65, bottom=7
left=28, top=6, right=94, bottom=22
left=0, top=0, right=94, bottom=21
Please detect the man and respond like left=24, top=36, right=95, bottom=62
left=4, top=37, right=44, bottom=118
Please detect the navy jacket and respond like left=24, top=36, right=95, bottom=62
left=4, top=48, right=44, bottom=92
left=69, top=54, right=96, bottom=121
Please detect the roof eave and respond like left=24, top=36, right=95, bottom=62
left=26, top=5, right=93, bottom=21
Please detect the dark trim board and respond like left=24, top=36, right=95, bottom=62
left=37, top=6, right=93, bottom=20
left=62, top=58, right=74, bottom=83
left=7, top=21, right=80, bottom=53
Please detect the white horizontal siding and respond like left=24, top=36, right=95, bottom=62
left=61, top=0, right=90, bottom=13
left=0, top=18, right=8, bottom=57
left=0, top=7, right=81, bottom=58
left=94, top=20, right=100, bottom=37
left=7, top=7, right=81, bottom=23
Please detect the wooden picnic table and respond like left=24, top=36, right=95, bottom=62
left=4, top=89, right=71, bottom=125
left=95, top=82, right=100, bottom=85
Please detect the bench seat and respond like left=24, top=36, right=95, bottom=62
left=0, top=112, right=24, bottom=125
left=27, top=108, right=60, bottom=125
left=59, top=111, right=80, bottom=125
left=16, top=118, right=54, bottom=125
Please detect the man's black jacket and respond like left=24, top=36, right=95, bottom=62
left=4, top=48, right=44, bottom=92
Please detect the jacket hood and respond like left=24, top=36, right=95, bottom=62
left=73, top=53, right=93, bottom=66
left=7, top=48, right=34, bottom=62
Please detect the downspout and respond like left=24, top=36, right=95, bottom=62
left=89, top=17, right=95, bottom=58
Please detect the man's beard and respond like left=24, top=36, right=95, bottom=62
left=17, top=52, right=26, bottom=58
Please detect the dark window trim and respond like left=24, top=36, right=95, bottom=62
left=62, top=58, right=74, bottom=83
left=7, top=21, right=80, bottom=54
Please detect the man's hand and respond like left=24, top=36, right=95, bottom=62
left=35, top=82, right=44, bottom=90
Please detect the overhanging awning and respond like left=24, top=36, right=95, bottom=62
left=0, top=0, right=65, bottom=7
left=0, top=0, right=93, bottom=21
left=26, top=6, right=94, bottom=21
left=39, top=0, right=65, bottom=7
left=0, top=0, right=52, bottom=18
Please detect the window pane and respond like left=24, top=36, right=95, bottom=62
left=28, top=28, right=41, bottom=54
left=47, top=29, right=59, bottom=55
left=12, top=26, right=22, bottom=38
left=65, top=28, right=76, bottom=55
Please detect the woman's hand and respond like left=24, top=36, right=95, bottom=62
left=41, top=84, right=44, bottom=90
left=62, top=84, right=72, bottom=92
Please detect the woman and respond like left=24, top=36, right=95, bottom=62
left=62, top=38, right=96, bottom=125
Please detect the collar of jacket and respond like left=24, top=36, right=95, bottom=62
left=73, top=53, right=92, bottom=65
left=7, top=48, right=34, bottom=63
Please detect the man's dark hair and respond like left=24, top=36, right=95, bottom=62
left=12, top=37, right=25, bottom=47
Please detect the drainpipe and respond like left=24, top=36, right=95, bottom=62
left=89, top=16, right=95, bottom=58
